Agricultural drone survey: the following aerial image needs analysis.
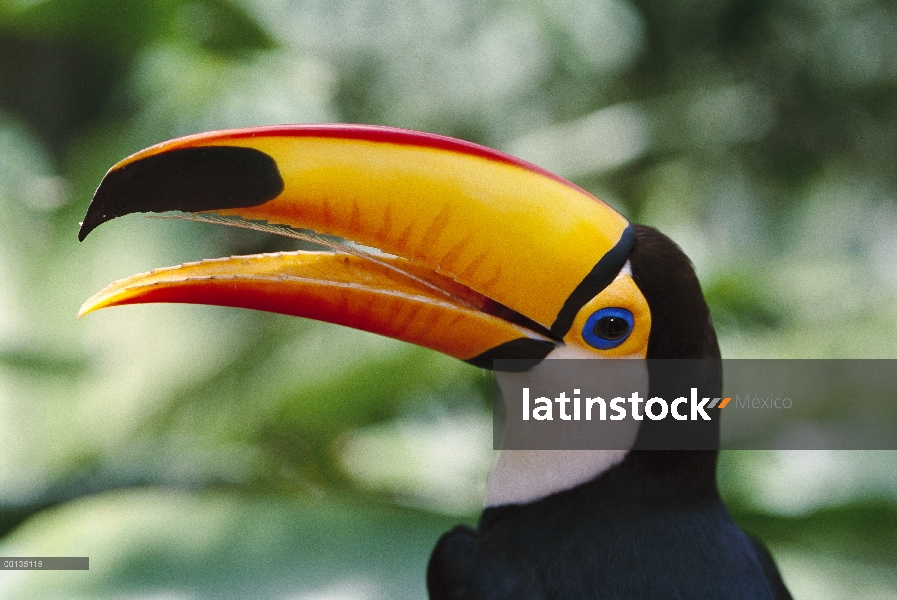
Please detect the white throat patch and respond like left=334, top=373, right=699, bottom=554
left=485, top=449, right=629, bottom=507
left=485, top=260, right=643, bottom=508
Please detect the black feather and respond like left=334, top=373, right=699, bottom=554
left=427, top=225, right=792, bottom=599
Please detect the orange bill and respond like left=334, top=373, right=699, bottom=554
left=79, top=125, right=634, bottom=367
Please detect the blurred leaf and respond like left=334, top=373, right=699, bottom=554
left=177, top=0, right=276, bottom=56
left=0, top=346, right=89, bottom=376
left=0, top=0, right=273, bottom=54
left=0, top=488, right=462, bottom=599
left=0, top=0, right=275, bottom=155
left=0, top=0, right=163, bottom=52
left=704, top=270, right=784, bottom=332
left=731, top=500, right=897, bottom=568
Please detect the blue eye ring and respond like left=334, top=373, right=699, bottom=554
left=582, top=307, right=634, bottom=350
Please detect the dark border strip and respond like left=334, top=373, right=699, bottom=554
left=465, top=339, right=555, bottom=371
left=548, top=223, right=636, bottom=338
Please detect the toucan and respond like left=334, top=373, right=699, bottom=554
left=77, top=124, right=793, bottom=599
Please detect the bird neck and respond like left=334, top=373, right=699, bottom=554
left=484, top=447, right=720, bottom=509
left=484, top=449, right=629, bottom=507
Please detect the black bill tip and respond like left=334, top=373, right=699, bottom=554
left=78, top=145, right=285, bottom=241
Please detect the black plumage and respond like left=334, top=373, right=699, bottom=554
left=427, top=225, right=792, bottom=599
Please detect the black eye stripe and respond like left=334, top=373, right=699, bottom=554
left=549, top=224, right=635, bottom=339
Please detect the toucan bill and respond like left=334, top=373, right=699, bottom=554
left=79, top=125, right=634, bottom=367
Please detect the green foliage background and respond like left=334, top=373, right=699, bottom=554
left=0, top=0, right=895, bottom=597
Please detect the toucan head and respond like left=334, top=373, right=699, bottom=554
left=79, top=125, right=721, bottom=488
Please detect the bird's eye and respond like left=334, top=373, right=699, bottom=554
left=582, top=307, right=634, bottom=350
